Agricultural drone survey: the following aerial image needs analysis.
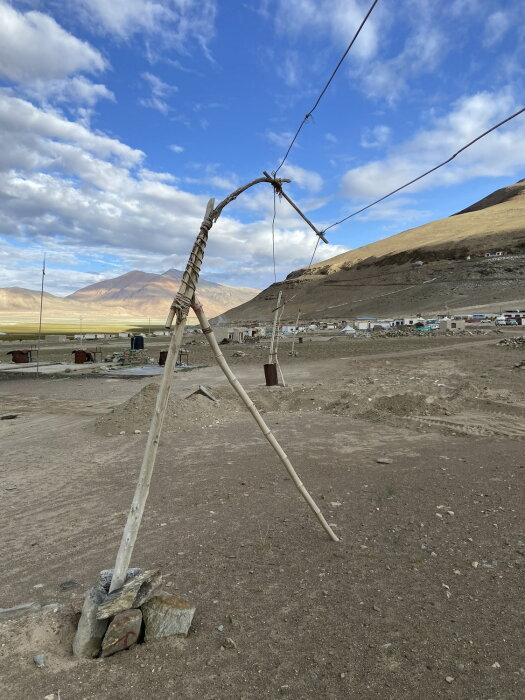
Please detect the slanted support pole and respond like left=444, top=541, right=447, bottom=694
left=192, top=296, right=339, bottom=542
left=109, top=198, right=215, bottom=593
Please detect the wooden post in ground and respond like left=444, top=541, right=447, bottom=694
left=192, top=296, right=339, bottom=542
left=109, top=199, right=215, bottom=593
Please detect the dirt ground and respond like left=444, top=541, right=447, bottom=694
left=1, top=332, right=524, bottom=699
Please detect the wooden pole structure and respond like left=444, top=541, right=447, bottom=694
left=192, top=297, right=339, bottom=542
left=109, top=198, right=215, bottom=592
left=108, top=172, right=332, bottom=591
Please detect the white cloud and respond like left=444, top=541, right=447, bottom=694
left=265, top=130, right=297, bottom=149
left=361, top=125, right=391, bottom=148
left=273, top=0, right=379, bottom=61
left=169, top=144, right=184, bottom=153
left=76, top=0, right=217, bottom=56
left=0, top=1, right=106, bottom=83
left=0, top=94, right=336, bottom=292
left=341, top=89, right=525, bottom=201
left=483, top=11, right=511, bottom=47
left=277, top=50, right=301, bottom=87
left=139, top=72, right=178, bottom=114
left=324, top=132, right=338, bottom=144
left=279, top=163, right=323, bottom=193
left=22, top=76, right=114, bottom=107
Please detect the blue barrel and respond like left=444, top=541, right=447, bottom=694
left=131, top=335, right=144, bottom=350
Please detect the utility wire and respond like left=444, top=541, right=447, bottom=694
left=274, top=0, right=380, bottom=175
left=323, top=105, right=525, bottom=234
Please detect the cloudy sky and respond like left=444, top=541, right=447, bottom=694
left=1, top=0, right=524, bottom=295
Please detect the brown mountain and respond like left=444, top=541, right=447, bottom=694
left=221, top=179, right=525, bottom=322
left=67, top=269, right=259, bottom=320
left=0, top=271, right=259, bottom=322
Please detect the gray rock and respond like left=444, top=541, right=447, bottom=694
left=222, top=637, right=237, bottom=649
left=100, top=609, right=142, bottom=658
left=97, top=569, right=161, bottom=619
left=99, top=568, right=143, bottom=592
left=142, top=592, right=195, bottom=641
left=376, top=458, right=393, bottom=464
left=0, top=602, right=41, bottom=621
left=33, top=653, right=45, bottom=668
left=72, top=586, right=108, bottom=658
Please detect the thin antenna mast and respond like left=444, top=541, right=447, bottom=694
left=36, top=253, right=46, bottom=374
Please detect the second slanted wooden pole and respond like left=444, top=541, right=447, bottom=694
left=192, top=296, right=339, bottom=542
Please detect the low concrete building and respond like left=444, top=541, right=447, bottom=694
left=439, top=319, right=466, bottom=331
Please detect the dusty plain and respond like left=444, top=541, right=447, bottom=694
left=1, top=330, right=524, bottom=699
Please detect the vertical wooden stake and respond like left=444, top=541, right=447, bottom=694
left=193, top=297, right=339, bottom=542
left=109, top=199, right=215, bottom=593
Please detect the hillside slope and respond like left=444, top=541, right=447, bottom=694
left=222, top=179, right=525, bottom=322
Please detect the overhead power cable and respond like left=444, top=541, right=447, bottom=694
left=274, top=0, right=380, bottom=175
left=322, top=105, right=525, bottom=234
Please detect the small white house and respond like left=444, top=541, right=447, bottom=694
left=341, top=326, right=356, bottom=334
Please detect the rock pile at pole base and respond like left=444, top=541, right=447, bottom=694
left=72, top=568, right=195, bottom=659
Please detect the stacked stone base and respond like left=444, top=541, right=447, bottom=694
left=73, top=569, right=195, bottom=659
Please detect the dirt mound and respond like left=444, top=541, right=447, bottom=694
left=95, top=383, right=248, bottom=435
left=366, top=392, right=446, bottom=417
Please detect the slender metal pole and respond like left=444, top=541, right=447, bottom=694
left=193, top=297, right=339, bottom=542
left=291, top=310, right=301, bottom=355
left=36, top=254, right=46, bottom=374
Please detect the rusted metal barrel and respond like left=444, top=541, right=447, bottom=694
left=73, top=350, right=88, bottom=364
left=264, top=363, right=278, bottom=386
left=159, top=350, right=168, bottom=366
left=7, top=349, right=30, bottom=363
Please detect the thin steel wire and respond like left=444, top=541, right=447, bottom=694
left=323, top=106, right=525, bottom=234
left=272, top=188, right=277, bottom=283
left=274, top=0, right=380, bottom=175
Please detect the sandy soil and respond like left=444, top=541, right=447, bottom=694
left=1, top=332, right=524, bottom=699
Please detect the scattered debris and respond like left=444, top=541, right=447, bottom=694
left=498, top=336, right=525, bottom=349
left=33, top=653, right=45, bottom=668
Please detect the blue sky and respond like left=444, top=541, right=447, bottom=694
left=0, top=0, right=524, bottom=296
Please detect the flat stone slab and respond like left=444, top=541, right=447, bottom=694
left=97, top=569, right=161, bottom=619
left=142, top=592, right=195, bottom=641
left=100, top=609, right=142, bottom=658
left=72, top=586, right=108, bottom=658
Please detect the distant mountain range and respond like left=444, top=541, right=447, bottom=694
left=222, top=178, right=525, bottom=321
left=0, top=269, right=259, bottom=321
